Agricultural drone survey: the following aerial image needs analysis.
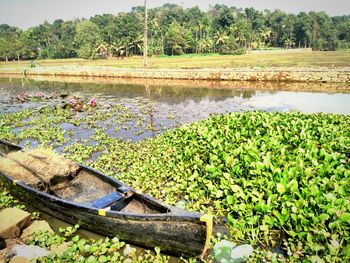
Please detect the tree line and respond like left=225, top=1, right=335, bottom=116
left=1, top=3, right=350, bottom=61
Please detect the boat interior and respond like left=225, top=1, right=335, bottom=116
left=0, top=142, right=169, bottom=215
left=47, top=167, right=170, bottom=214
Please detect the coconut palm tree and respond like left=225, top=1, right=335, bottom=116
left=95, top=42, right=110, bottom=58
left=198, top=37, right=213, bottom=53
left=214, top=31, right=229, bottom=53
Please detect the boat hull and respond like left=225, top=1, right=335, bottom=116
left=0, top=140, right=206, bottom=256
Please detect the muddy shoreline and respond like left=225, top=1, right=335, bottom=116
left=0, top=66, right=349, bottom=84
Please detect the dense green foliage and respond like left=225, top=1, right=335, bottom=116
left=1, top=4, right=350, bottom=60
left=1, top=105, right=349, bottom=261
left=127, top=111, right=349, bottom=262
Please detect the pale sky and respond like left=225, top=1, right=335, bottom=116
left=1, top=0, right=350, bottom=29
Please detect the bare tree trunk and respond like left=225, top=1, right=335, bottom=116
left=143, top=0, right=148, bottom=68
left=17, top=51, right=20, bottom=62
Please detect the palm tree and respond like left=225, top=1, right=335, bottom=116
left=95, top=42, right=110, bottom=58
left=214, top=31, right=229, bottom=53
left=198, top=37, right=213, bottom=53
left=284, top=38, right=295, bottom=49
left=260, top=29, right=272, bottom=44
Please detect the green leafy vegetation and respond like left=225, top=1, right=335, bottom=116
left=0, top=184, right=31, bottom=211
left=41, top=236, right=171, bottom=263
left=1, top=106, right=349, bottom=262
left=0, top=185, right=20, bottom=208
left=27, top=230, right=66, bottom=248
left=27, top=227, right=172, bottom=263
left=1, top=4, right=350, bottom=62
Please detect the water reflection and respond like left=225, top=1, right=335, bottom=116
left=244, top=91, right=350, bottom=114
left=0, top=78, right=260, bottom=102
left=0, top=77, right=349, bottom=117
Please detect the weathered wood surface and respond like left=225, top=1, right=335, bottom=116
left=0, top=140, right=207, bottom=256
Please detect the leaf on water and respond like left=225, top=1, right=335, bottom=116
left=216, top=190, right=224, bottom=198
left=276, top=183, right=286, bottom=194
left=205, top=164, right=216, bottom=173
left=231, top=184, right=241, bottom=193
left=339, top=212, right=350, bottom=222
left=318, top=213, right=330, bottom=222
left=330, top=239, right=340, bottom=250
left=227, top=195, right=235, bottom=205
left=309, top=255, right=325, bottom=263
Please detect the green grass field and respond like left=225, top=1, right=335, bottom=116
left=1, top=50, right=350, bottom=71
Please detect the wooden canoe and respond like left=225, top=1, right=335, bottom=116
left=0, top=140, right=211, bottom=257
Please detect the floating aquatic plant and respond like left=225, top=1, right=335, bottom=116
left=1, top=104, right=349, bottom=262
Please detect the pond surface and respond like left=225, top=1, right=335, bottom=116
left=0, top=77, right=349, bottom=145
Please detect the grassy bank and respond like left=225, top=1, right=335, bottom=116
left=0, top=50, right=350, bottom=71
left=1, top=50, right=349, bottom=83
left=1, top=104, right=349, bottom=261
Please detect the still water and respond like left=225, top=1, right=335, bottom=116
left=0, top=77, right=349, bottom=143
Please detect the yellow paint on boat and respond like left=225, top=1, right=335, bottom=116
left=98, top=209, right=106, bottom=216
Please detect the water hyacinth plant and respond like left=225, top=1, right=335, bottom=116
left=0, top=106, right=349, bottom=262
left=133, top=111, right=349, bottom=261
